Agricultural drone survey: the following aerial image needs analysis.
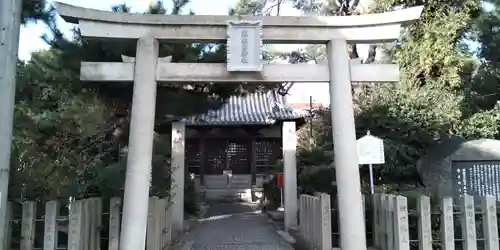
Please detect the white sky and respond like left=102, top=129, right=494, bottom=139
left=18, top=0, right=376, bottom=106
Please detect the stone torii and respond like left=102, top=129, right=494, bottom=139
left=53, top=3, right=423, bottom=250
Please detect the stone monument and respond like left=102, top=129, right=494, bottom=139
left=418, top=137, right=500, bottom=200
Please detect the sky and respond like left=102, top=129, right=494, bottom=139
left=19, top=0, right=244, bottom=60
left=19, top=0, right=304, bottom=60
left=18, top=0, right=375, bottom=105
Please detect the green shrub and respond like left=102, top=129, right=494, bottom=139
left=297, top=147, right=332, bottom=168
left=299, top=165, right=336, bottom=195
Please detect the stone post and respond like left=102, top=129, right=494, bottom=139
left=282, top=121, right=297, bottom=229
left=68, top=200, right=83, bottom=250
left=417, top=196, right=432, bottom=250
left=0, top=2, right=22, bottom=248
left=108, top=198, right=121, bottom=250
left=120, top=36, right=159, bottom=250
left=394, top=196, right=409, bottom=250
left=440, top=197, right=454, bottom=250
left=20, top=201, right=36, bottom=250
left=319, top=193, right=332, bottom=250
left=43, top=201, right=60, bottom=250
left=326, top=39, right=367, bottom=250
left=460, top=195, right=476, bottom=250
left=481, top=196, right=498, bottom=250
left=171, top=121, right=186, bottom=235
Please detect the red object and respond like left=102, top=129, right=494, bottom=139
left=276, top=173, right=284, bottom=188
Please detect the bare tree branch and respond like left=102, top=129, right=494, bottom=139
left=262, top=0, right=284, bottom=15
left=349, top=0, right=361, bottom=13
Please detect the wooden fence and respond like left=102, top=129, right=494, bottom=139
left=3, top=197, right=171, bottom=250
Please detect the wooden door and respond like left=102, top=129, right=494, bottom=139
left=226, top=139, right=251, bottom=175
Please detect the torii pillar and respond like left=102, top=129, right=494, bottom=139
left=119, top=36, right=159, bottom=250
left=327, top=39, right=366, bottom=250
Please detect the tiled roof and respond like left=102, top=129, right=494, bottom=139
left=168, top=91, right=309, bottom=125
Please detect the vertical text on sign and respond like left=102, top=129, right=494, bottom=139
left=226, top=20, right=262, bottom=72
left=240, top=30, right=249, bottom=64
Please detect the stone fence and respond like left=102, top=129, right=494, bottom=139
left=299, top=193, right=332, bottom=250
left=299, top=193, right=499, bottom=250
left=3, top=197, right=172, bottom=250
left=373, top=193, right=498, bottom=250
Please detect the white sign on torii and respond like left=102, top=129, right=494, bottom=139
left=226, top=20, right=263, bottom=72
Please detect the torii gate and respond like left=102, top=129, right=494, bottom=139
left=54, top=3, right=422, bottom=250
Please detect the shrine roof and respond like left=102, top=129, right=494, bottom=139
left=166, top=91, right=309, bottom=125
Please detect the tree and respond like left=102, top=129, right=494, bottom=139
left=293, top=0, right=484, bottom=188
left=10, top=0, right=278, bottom=201
left=21, top=0, right=50, bottom=24
left=467, top=0, right=500, bottom=110
left=451, top=0, right=500, bottom=138
left=10, top=49, right=116, bottom=201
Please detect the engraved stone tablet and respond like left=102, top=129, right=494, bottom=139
left=226, top=20, right=262, bottom=72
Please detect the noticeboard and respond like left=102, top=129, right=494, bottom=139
left=357, top=134, right=385, bottom=165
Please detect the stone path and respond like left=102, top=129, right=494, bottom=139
left=180, top=202, right=294, bottom=250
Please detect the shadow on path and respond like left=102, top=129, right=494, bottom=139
left=203, top=202, right=259, bottom=217
left=181, top=202, right=293, bottom=250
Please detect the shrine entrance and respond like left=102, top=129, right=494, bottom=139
left=181, top=91, right=307, bottom=201
left=54, top=2, right=423, bottom=250
left=201, top=138, right=253, bottom=200
left=186, top=132, right=284, bottom=201
left=204, top=139, right=252, bottom=184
